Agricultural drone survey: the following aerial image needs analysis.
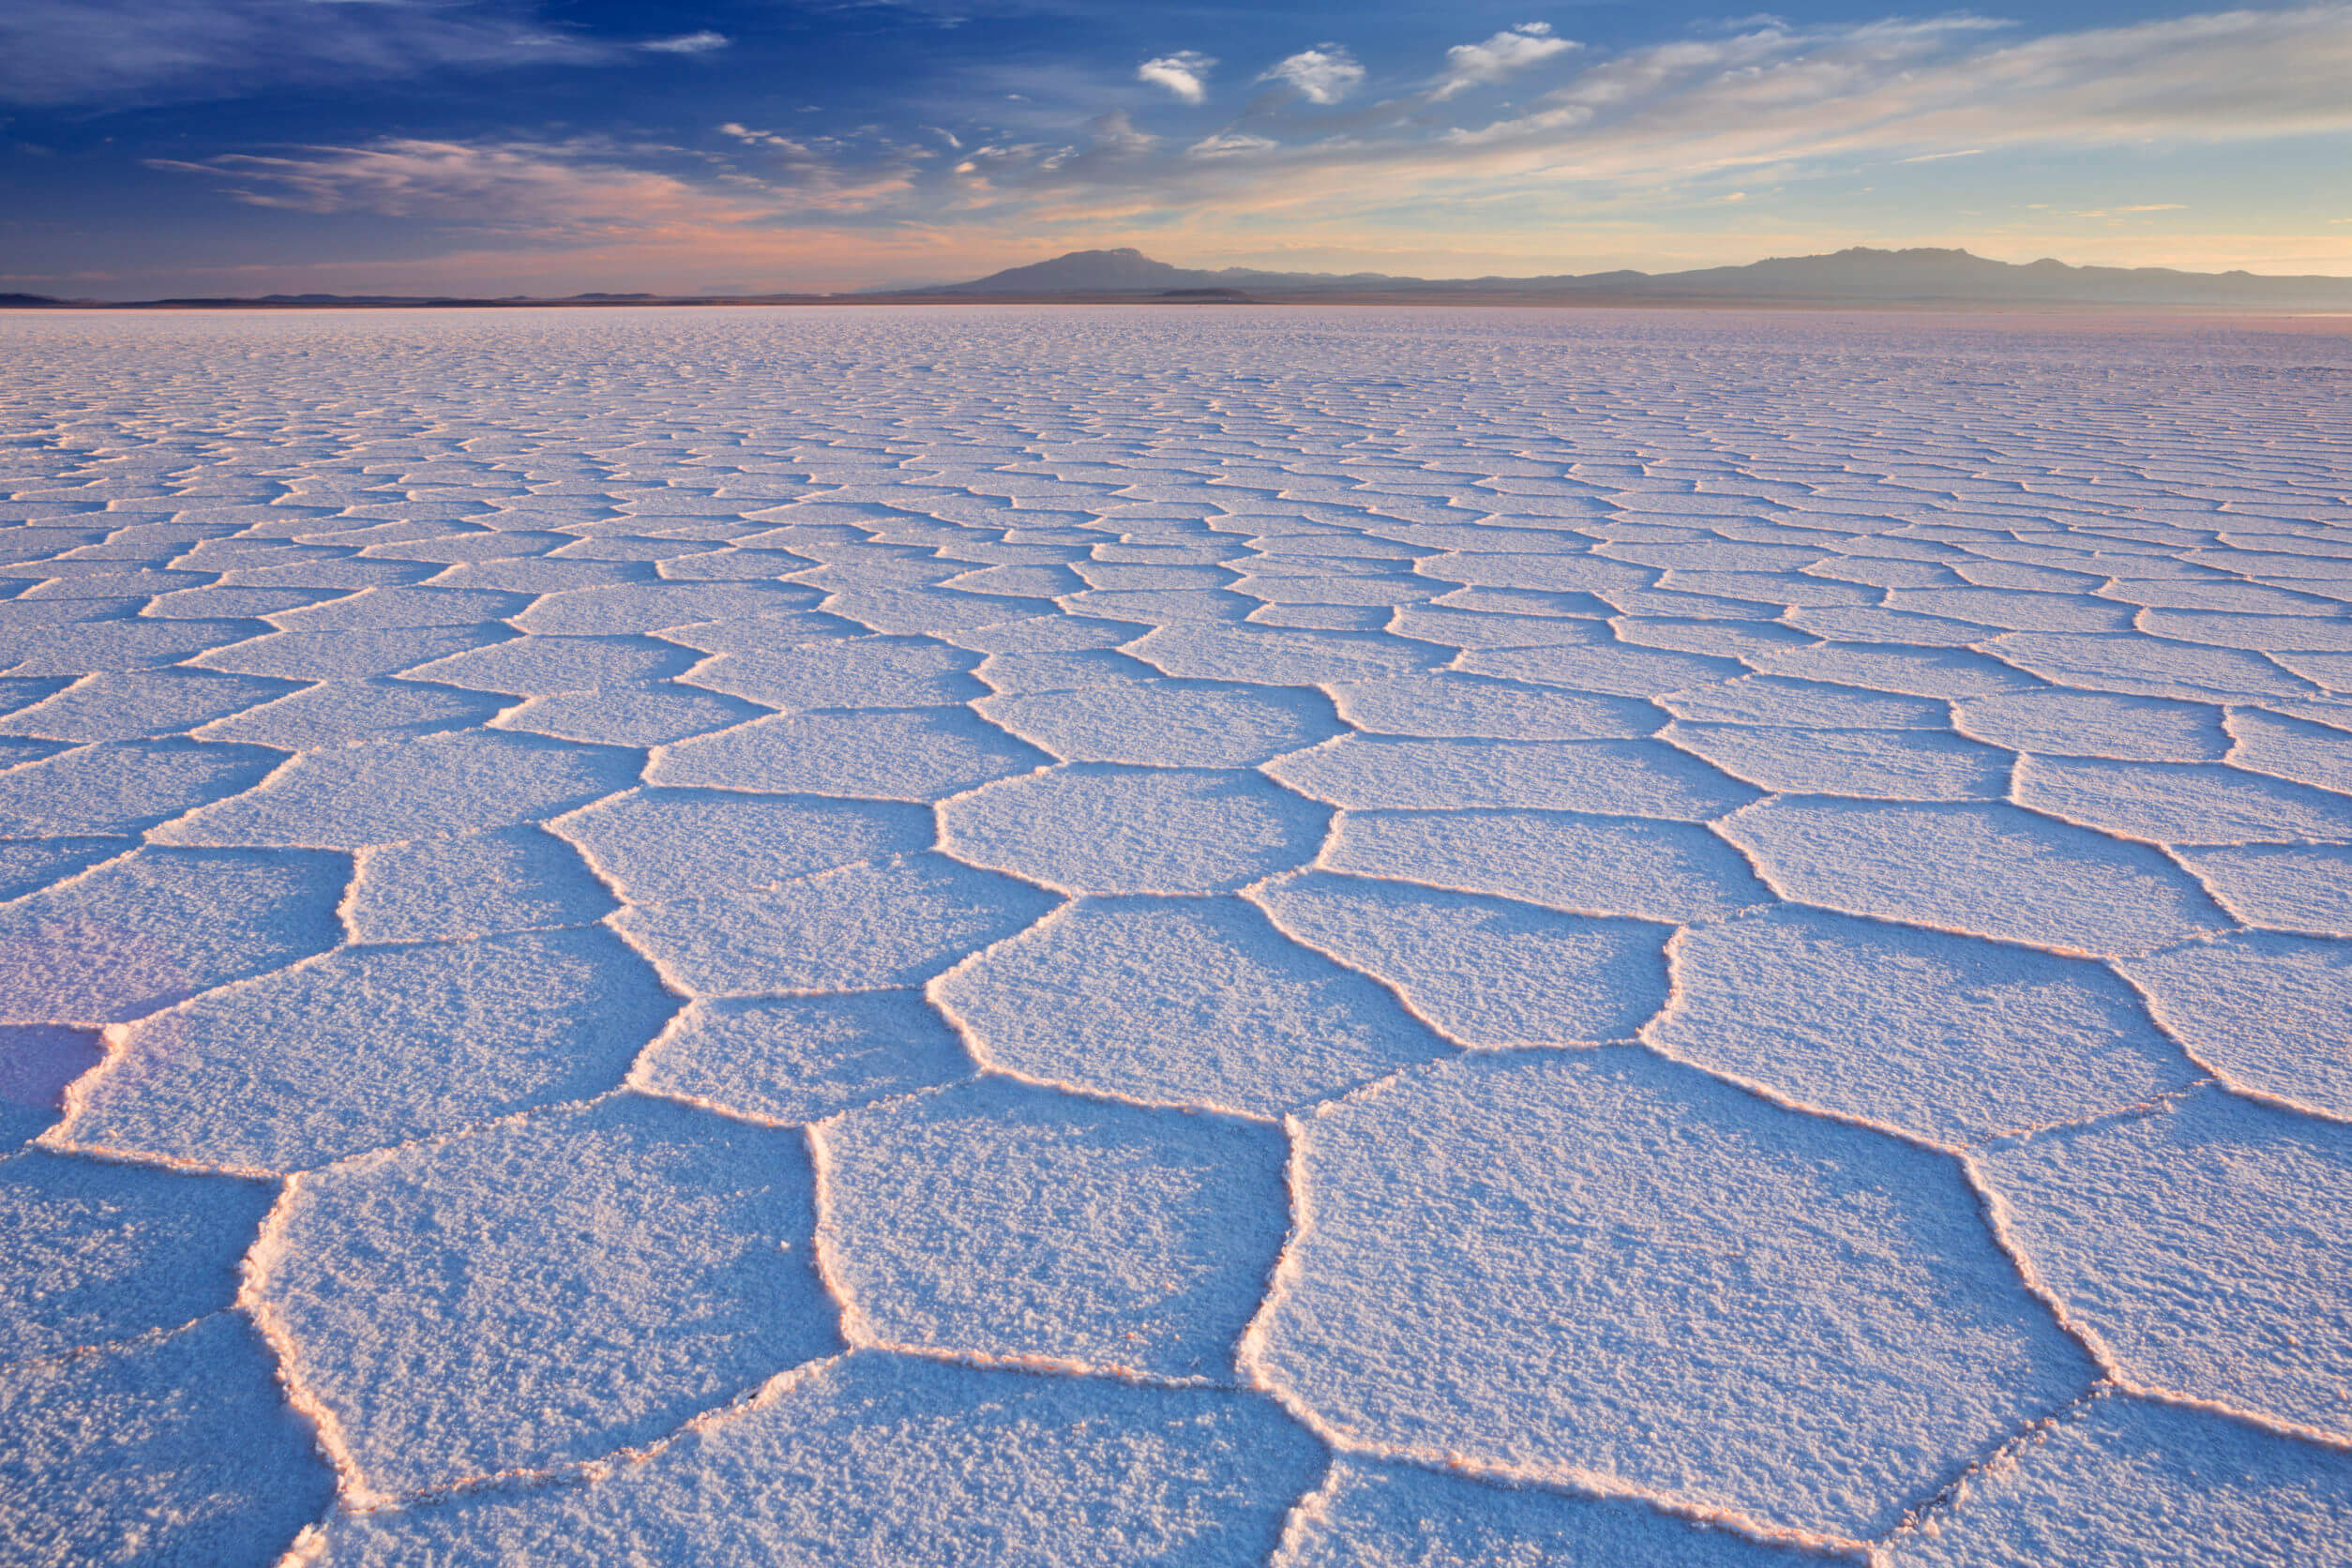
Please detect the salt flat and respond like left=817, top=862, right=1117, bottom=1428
left=0, top=305, right=2346, bottom=1565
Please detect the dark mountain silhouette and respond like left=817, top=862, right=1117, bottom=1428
left=915, top=246, right=2352, bottom=308
left=11, top=248, right=2348, bottom=309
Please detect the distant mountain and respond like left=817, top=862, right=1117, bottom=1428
left=914, top=246, right=2352, bottom=308
left=14, top=249, right=2349, bottom=309
left=930, top=249, right=1209, bottom=294
left=917, top=249, right=1410, bottom=296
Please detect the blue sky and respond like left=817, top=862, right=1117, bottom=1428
left=5, top=0, right=2349, bottom=296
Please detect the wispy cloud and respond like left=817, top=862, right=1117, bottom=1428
left=0, top=0, right=696, bottom=108
left=1264, top=47, right=1365, bottom=106
left=1432, top=9, right=2352, bottom=175
left=639, top=31, right=729, bottom=55
left=148, top=130, right=923, bottom=240
left=143, top=140, right=742, bottom=233
left=1188, top=131, right=1277, bottom=159
left=1137, top=51, right=1214, bottom=105
left=1432, top=23, right=1576, bottom=101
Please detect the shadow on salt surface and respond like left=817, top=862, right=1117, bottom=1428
left=508, top=580, right=822, bottom=637
left=1720, top=798, right=2230, bottom=957
left=1325, top=807, right=1771, bottom=924
left=1455, top=640, right=1743, bottom=695
left=2013, top=754, right=2352, bottom=844
left=0, top=669, right=296, bottom=744
left=0, top=837, right=122, bottom=902
left=649, top=706, right=1048, bottom=801
left=823, top=586, right=1060, bottom=638
left=0, top=738, right=279, bottom=838
left=254, top=1094, right=838, bottom=1497
left=616, top=853, right=1057, bottom=997
left=1662, top=672, right=1950, bottom=730
left=1389, top=602, right=1613, bottom=649
left=682, top=633, right=988, bottom=712
left=1248, top=1049, right=2097, bottom=1543
left=1254, top=870, right=1668, bottom=1046
left=0, top=847, right=345, bottom=1025
left=1992, top=632, right=2315, bottom=703
left=1274, top=1458, right=1814, bottom=1568
left=56, top=926, right=676, bottom=1173
left=1331, top=672, right=1658, bottom=741
left=815, top=1077, right=1287, bottom=1380
left=1125, top=623, right=1440, bottom=684
left=979, top=678, right=1341, bottom=765
left=2173, top=842, right=2352, bottom=939
left=2121, top=933, right=2352, bottom=1119
left=401, top=631, right=696, bottom=696
left=192, top=625, right=512, bottom=680
left=971, top=645, right=1162, bottom=696
left=268, top=586, right=529, bottom=630
left=553, top=786, right=930, bottom=902
left=500, top=681, right=764, bottom=747
left=309, top=1351, right=1323, bottom=1567
left=1651, top=908, right=2194, bottom=1148
left=0, top=617, right=267, bottom=678
left=940, top=764, right=1329, bottom=894
left=1269, top=734, right=1756, bottom=819
left=344, top=826, right=614, bottom=943
left=1951, top=687, right=2228, bottom=761
left=633, top=990, right=972, bottom=1125
left=1881, top=1395, right=2352, bottom=1568
left=1741, top=642, right=2037, bottom=702
left=1881, top=585, right=2138, bottom=634
left=1975, top=1087, right=2352, bottom=1440
left=0, top=1151, right=274, bottom=1361
left=150, top=731, right=637, bottom=850
left=933, top=895, right=1449, bottom=1119
left=0, top=1314, right=334, bottom=1568
left=0, top=1024, right=100, bottom=1147
left=2225, top=706, right=2352, bottom=791
left=1663, top=721, right=2012, bottom=800
left=190, top=677, right=504, bottom=749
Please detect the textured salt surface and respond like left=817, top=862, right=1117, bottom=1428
left=0, top=305, right=2346, bottom=1564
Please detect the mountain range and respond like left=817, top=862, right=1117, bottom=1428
left=6, top=247, right=2349, bottom=309
left=909, top=247, right=2352, bottom=308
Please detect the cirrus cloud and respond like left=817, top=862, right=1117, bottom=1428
left=0, top=0, right=701, bottom=108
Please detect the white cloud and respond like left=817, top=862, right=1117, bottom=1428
left=1138, top=51, right=1214, bottom=105
left=1433, top=23, right=1576, bottom=101
left=1265, top=46, right=1364, bottom=106
left=1188, top=131, right=1277, bottom=159
left=640, top=30, right=729, bottom=55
